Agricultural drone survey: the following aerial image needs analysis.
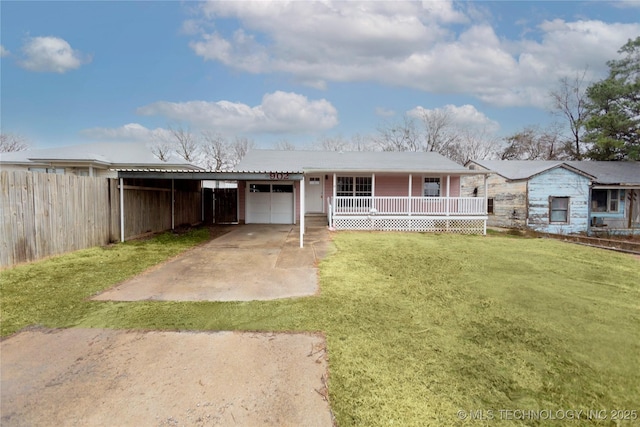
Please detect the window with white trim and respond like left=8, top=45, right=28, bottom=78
left=423, top=177, right=441, bottom=197
left=337, top=176, right=372, bottom=196
left=550, top=197, right=570, bottom=223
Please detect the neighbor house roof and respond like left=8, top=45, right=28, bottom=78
left=467, top=160, right=569, bottom=180
left=235, top=150, right=480, bottom=174
left=0, top=142, right=200, bottom=169
left=468, top=159, right=640, bottom=185
left=566, top=161, right=640, bottom=185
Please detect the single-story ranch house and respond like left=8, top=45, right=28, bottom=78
left=463, top=160, right=640, bottom=235
left=235, top=150, right=489, bottom=231
left=117, top=150, right=491, bottom=247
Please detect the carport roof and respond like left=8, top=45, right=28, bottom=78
left=114, top=169, right=304, bottom=180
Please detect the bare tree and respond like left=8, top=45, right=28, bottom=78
left=273, top=139, right=297, bottom=150
left=417, top=108, right=459, bottom=153
left=549, top=70, right=589, bottom=159
left=348, top=133, right=376, bottom=151
left=501, top=124, right=569, bottom=160
left=168, top=125, right=199, bottom=162
left=230, top=136, right=255, bottom=167
left=201, top=131, right=231, bottom=171
left=448, top=129, right=500, bottom=164
left=314, top=135, right=350, bottom=151
left=0, top=133, right=30, bottom=152
left=375, top=115, right=422, bottom=151
left=148, top=130, right=173, bottom=161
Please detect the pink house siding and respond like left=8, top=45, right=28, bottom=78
left=321, top=173, right=463, bottom=198
left=375, top=174, right=411, bottom=196
left=238, top=173, right=464, bottom=223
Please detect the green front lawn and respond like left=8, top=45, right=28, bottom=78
left=1, top=230, right=638, bottom=426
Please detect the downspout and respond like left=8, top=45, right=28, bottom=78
left=119, top=178, right=125, bottom=242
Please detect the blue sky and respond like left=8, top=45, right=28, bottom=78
left=1, top=1, right=639, bottom=150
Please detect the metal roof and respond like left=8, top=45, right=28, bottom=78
left=468, top=160, right=566, bottom=180
left=234, top=149, right=479, bottom=174
left=0, top=142, right=200, bottom=169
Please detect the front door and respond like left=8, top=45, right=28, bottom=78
left=305, top=175, right=324, bottom=213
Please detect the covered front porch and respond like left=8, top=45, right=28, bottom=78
left=323, top=173, right=488, bottom=234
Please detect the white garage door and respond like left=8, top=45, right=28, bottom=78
left=246, top=183, right=294, bottom=224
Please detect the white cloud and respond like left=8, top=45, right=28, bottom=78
left=80, top=123, right=171, bottom=142
left=375, top=107, right=396, bottom=118
left=611, top=0, right=640, bottom=8
left=408, top=104, right=500, bottom=133
left=0, top=45, right=9, bottom=57
left=187, top=1, right=640, bottom=108
left=136, top=91, right=338, bottom=134
left=19, top=36, right=91, bottom=73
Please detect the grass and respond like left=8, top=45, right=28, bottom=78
left=1, top=229, right=639, bottom=426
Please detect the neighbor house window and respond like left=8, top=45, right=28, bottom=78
left=423, top=177, right=441, bottom=197
left=592, top=189, right=621, bottom=213
left=29, top=167, right=64, bottom=174
left=487, top=198, right=495, bottom=214
left=337, top=176, right=372, bottom=197
left=550, top=197, right=570, bottom=223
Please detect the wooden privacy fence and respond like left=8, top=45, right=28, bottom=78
left=1, top=171, right=202, bottom=268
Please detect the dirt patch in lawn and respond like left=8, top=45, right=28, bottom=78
left=1, top=328, right=333, bottom=426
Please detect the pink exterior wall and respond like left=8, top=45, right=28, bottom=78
left=322, top=173, right=463, bottom=198
left=375, top=174, right=411, bottom=196
left=238, top=174, right=464, bottom=223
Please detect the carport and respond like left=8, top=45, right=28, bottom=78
left=114, top=169, right=309, bottom=247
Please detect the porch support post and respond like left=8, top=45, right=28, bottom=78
left=446, top=175, right=450, bottom=216
left=371, top=173, right=376, bottom=207
left=171, top=179, right=175, bottom=230
left=333, top=173, right=337, bottom=200
left=300, top=178, right=305, bottom=248
left=89, top=165, right=94, bottom=177
left=119, top=178, right=125, bottom=242
left=484, top=174, right=488, bottom=213
left=201, top=184, right=204, bottom=222
left=484, top=174, right=488, bottom=235
left=408, top=174, right=412, bottom=216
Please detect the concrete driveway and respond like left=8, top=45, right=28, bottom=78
left=94, top=223, right=333, bottom=302
left=1, top=328, right=333, bottom=426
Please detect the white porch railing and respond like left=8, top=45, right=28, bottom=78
left=331, top=196, right=486, bottom=216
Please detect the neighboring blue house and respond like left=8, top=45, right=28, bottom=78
left=464, top=160, right=640, bottom=235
